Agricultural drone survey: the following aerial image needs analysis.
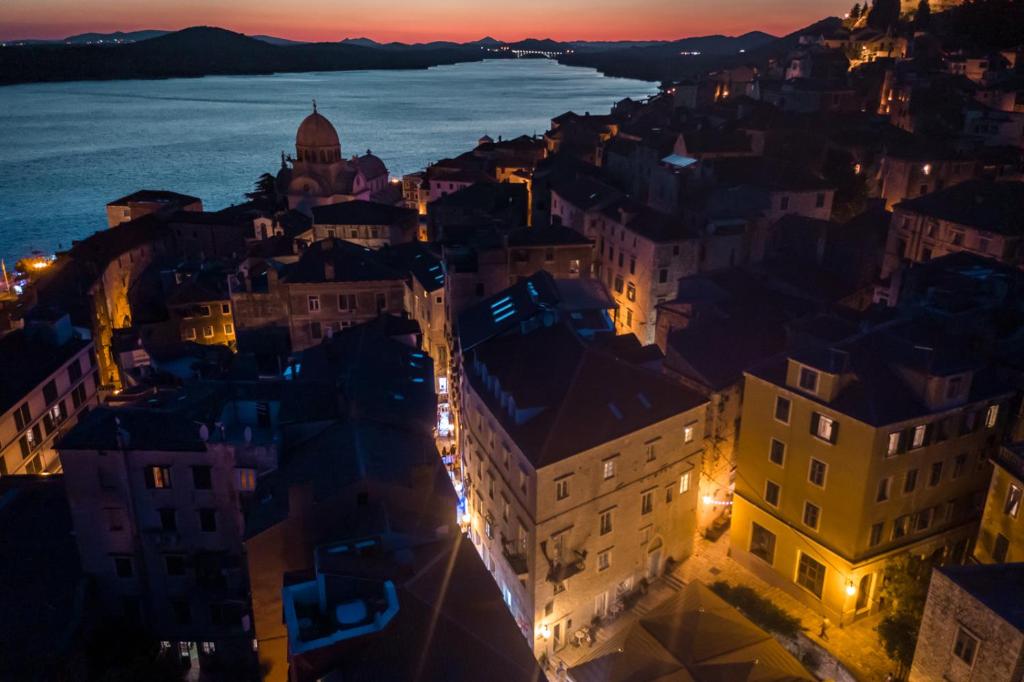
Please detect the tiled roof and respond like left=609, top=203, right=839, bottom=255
left=468, top=320, right=706, bottom=468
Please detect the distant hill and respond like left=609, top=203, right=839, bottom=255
left=63, top=30, right=170, bottom=44
left=251, top=34, right=307, bottom=46
left=559, top=22, right=833, bottom=81
left=0, top=26, right=484, bottom=85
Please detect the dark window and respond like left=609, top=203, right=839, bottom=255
left=769, top=439, right=785, bottom=465
left=165, top=555, right=186, bottom=576
left=929, top=461, right=943, bottom=487
left=191, top=465, right=212, bottom=490
left=796, top=553, right=826, bottom=598
left=13, top=403, right=30, bottom=431
left=953, top=627, right=979, bottom=666
left=798, top=367, right=819, bottom=392
left=170, top=599, right=191, bottom=625
left=199, top=509, right=217, bottom=532
left=904, top=469, right=918, bottom=493
left=869, top=522, right=883, bottom=547
left=774, top=397, right=791, bottom=423
left=114, top=556, right=133, bottom=578
left=803, top=501, right=820, bottom=529
left=159, top=508, right=177, bottom=532
left=310, top=321, right=322, bottom=340
left=43, top=380, right=58, bottom=405
left=376, top=293, right=387, bottom=312
left=68, top=358, right=82, bottom=383
left=815, top=192, right=825, bottom=208
left=658, top=269, right=668, bottom=283
left=993, top=533, right=1009, bottom=563
left=750, top=523, right=776, bottom=564
left=641, top=490, right=654, bottom=514
left=765, top=480, right=780, bottom=506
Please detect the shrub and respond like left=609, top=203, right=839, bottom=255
left=709, top=581, right=802, bottom=638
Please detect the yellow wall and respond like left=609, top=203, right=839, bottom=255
left=974, top=459, right=1024, bottom=564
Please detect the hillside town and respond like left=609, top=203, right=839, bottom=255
left=1, top=1, right=1024, bottom=680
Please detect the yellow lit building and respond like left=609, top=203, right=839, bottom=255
left=973, top=443, right=1024, bottom=564
left=731, top=321, right=1013, bottom=620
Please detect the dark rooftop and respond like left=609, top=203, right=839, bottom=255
left=311, top=200, right=417, bottom=227
left=107, top=189, right=201, bottom=206
left=0, top=326, right=91, bottom=416
left=282, top=239, right=406, bottom=284
left=938, top=563, right=1024, bottom=631
left=896, top=180, right=1024, bottom=235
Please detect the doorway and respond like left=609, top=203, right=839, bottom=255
left=855, top=573, right=872, bottom=612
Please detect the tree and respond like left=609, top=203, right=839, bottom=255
left=246, top=171, right=279, bottom=204
left=916, top=0, right=932, bottom=28
left=876, top=553, right=936, bottom=678
left=851, top=2, right=863, bottom=18
left=868, top=0, right=901, bottom=29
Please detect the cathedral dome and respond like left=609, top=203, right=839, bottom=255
left=296, top=104, right=341, bottom=163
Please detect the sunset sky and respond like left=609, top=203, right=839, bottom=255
left=2, top=0, right=847, bottom=43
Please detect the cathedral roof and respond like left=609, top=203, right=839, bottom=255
left=297, top=108, right=340, bottom=150
left=356, top=153, right=388, bottom=181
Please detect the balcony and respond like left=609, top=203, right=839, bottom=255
left=545, top=549, right=587, bottom=584
left=501, top=536, right=529, bottom=576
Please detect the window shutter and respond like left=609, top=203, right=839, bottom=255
left=830, top=420, right=840, bottom=444
left=810, top=413, right=820, bottom=436
left=144, top=467, right=155, bottom=489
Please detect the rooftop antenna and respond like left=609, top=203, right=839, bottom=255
left=312, top=98, right=317, bottom=113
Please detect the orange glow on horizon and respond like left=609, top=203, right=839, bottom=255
left=2, top=0, right=847, bottom=43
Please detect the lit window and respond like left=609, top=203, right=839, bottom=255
left=911, top=424, right=927, bottom=449
left=1005, top=484, right=1022, bottom=518
left=236, top=468, right=257, bottom=492
left=679, top=471, right=691, bottom=494
left=626, top=282, right=636, bottom=301
left=986, top=405, right=999, bottom=428
left=307, top=295, right=320, bottom=312
left=146, top=465, right=172, bottom=489
left=953, top=627, right=979, bottom=667
left=683, top=424, right=695, bottom=443
left=887, top=432, right=900, bottom=456
left=813, top=413, right=836, bottom=442
left=603, top=459, right=616, bottom=480
left=201, top=642, right=216, bottom=655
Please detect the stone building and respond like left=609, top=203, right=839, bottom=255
left=57, top=382, right=282, bottom=675
left=881, top=180, right=1024, bottom=278
left=105, top=189, right=202, bottom=229
left=309, top=200, right=418, bottom=248
left=456, top=280, right=707, bottom=658
left=974, top=443, right=1024, bottom=564
left=0, top=311, right=100, bottom=476
left=230, top=239, right=407, bottom=353
left=910, top=563, right=1024, bottom=682
left=731, top=320, right=1013, bottom=621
